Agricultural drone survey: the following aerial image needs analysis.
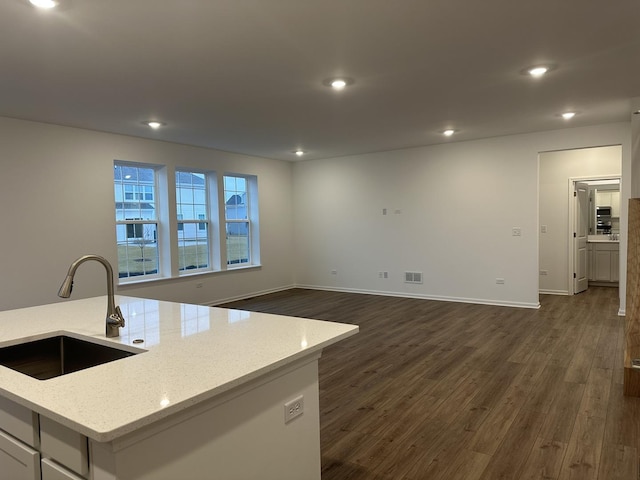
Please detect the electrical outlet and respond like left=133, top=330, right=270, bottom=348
left=331, top=270, right=337, bottom=275
left=512, top=227, right=522, bottom=236
left=496, top=278, right=505, bottom=284
left=284, top=395, right=304, bottom=423
left=540, top=270, right=548, bottom=275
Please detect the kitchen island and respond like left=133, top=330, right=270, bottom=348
left=0, top=296, right=358, bottom=479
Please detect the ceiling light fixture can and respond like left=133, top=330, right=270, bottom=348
left=29, top=0, right=58, bottom=8
left=528, top=67, right=548, bottom=77
left=295, top=150, right=305, bottom=156
left=143, top=121, right=165, bottom=129
left=443, top=129, right=455, bottom=136
left=521, top=64, right=556, bottom=78
left=561, top=112, right=576, bottom=120
left=322, top=77, right=355, bottom=90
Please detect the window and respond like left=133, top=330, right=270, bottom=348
left=113, top=164, right=259, bottom=283
left=114, top=163, right=160, bottom=279
left=224, top=175, right=251, bottom=265
left=176, top=170, right=210, bottom=272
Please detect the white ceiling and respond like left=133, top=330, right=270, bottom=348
left=2, top=0, right=640, bottom=161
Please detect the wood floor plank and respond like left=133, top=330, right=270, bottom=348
left=476, top=408, right=546, bottom=480
left=579, top=367, right=612, bottom=419
left=602, top=386, right=640, bottom=448
left=597, top=443, right=638, bottom=480
left=517, top=437, right=567, bottom=480
left=593, top=324, right=621, bottom=370
left=468, top=382, right=530, bottom=456
left=537, top=381, right=585, bottom=443
left=557, top=414, right=606, bottom=480
left=433, top=448, right=491, bottom=480
left=564, top=324, right=602, bottom=384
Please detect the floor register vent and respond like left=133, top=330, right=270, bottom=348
left=404, top=271, right=423, bottom=284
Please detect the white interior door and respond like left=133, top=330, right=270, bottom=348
left=574, top=182, right=589, bottom=294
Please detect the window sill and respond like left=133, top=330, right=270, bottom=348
left=117, top=264, right=262, bottom=288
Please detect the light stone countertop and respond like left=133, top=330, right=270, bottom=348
left=587, top=235, right=620, bottom=243
left=0, top=296, right=358, bottom=442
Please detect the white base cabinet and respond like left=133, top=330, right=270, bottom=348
left=588, top=242, right=619, bottom=284
left=1, top=354, right=322, bottom=480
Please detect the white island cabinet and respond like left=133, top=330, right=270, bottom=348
left=0, top=296, right=358, bottom=480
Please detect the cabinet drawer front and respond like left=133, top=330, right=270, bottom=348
left=42, top=458, right=86, bottom=480
left=0, top=396, right=39, bottom=447
left=0, top=429, right=41, bottom=480
left=40, top=416, right=88, bottom=477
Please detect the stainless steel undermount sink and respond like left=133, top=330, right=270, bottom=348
left=0, top=335, right=140, bottom=380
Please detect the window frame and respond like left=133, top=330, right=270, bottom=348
left=114, top=161, right=163, bottom=281
left=223, top=173, right=259, bottom=268
left=175, top=169, right=216, bottom=275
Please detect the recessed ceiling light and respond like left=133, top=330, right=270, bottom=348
left=442, top=129, right=455, bottom=136
left=528, top=67, right=548, bottom=77
left=142, top=121, right=165, bottom=129
left=295, top=150, right=305, bottom=156
left=29, top=0, right=58, bottom=8
left=634, top=110, right=640, bottom=115
left=561, top=112, right=576, bottom=120
left=322, top=77, right=355, bottom=90
left=521, top=64, right=557, bottom=78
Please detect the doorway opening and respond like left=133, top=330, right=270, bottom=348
left=538, top=145, right=622, bottom=297
left=568, top=176, right=621, bottom=295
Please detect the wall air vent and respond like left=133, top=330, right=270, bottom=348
left=404, top=271, right=423, bottom=284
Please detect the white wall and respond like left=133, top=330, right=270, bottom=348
left=539, top=146, right=622, bottom=295
left=292, top=123, right=631, bottom=309
left=0, top=117, right=294, bottom=311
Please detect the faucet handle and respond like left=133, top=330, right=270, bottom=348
left=109, top=306, right=125, bottom=328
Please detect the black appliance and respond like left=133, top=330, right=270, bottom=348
left=596, top=206, right=612, bottom=234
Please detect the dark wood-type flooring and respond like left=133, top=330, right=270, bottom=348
left=221, top=287, right=638, bottom=480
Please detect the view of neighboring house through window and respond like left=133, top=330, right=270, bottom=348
left=114, top=163, right=160, bottom=279
left=176, top=170, right=211, bottom=272
left=224, top=175, right=251, bottom=265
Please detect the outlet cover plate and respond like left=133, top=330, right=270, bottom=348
left=284, top=395, right=304, bottom=423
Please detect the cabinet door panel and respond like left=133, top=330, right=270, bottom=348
left=42, top=458, right=86, bottom=480
left=0, top=430, right=41, bottom=480
left=0, top=396, right=39, bottom=447
left=594, top=250, right=612, bottom=281
left=40, top=416, right=88, bottom=477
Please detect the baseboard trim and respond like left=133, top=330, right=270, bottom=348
left=295, top=284, right=541, bottom=310
left=207, top=284, right=296, bottom=306
left=539, top=289, right=569, bottom=296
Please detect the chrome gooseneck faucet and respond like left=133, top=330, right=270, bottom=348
left=58, top=254, right=125, bottom=338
